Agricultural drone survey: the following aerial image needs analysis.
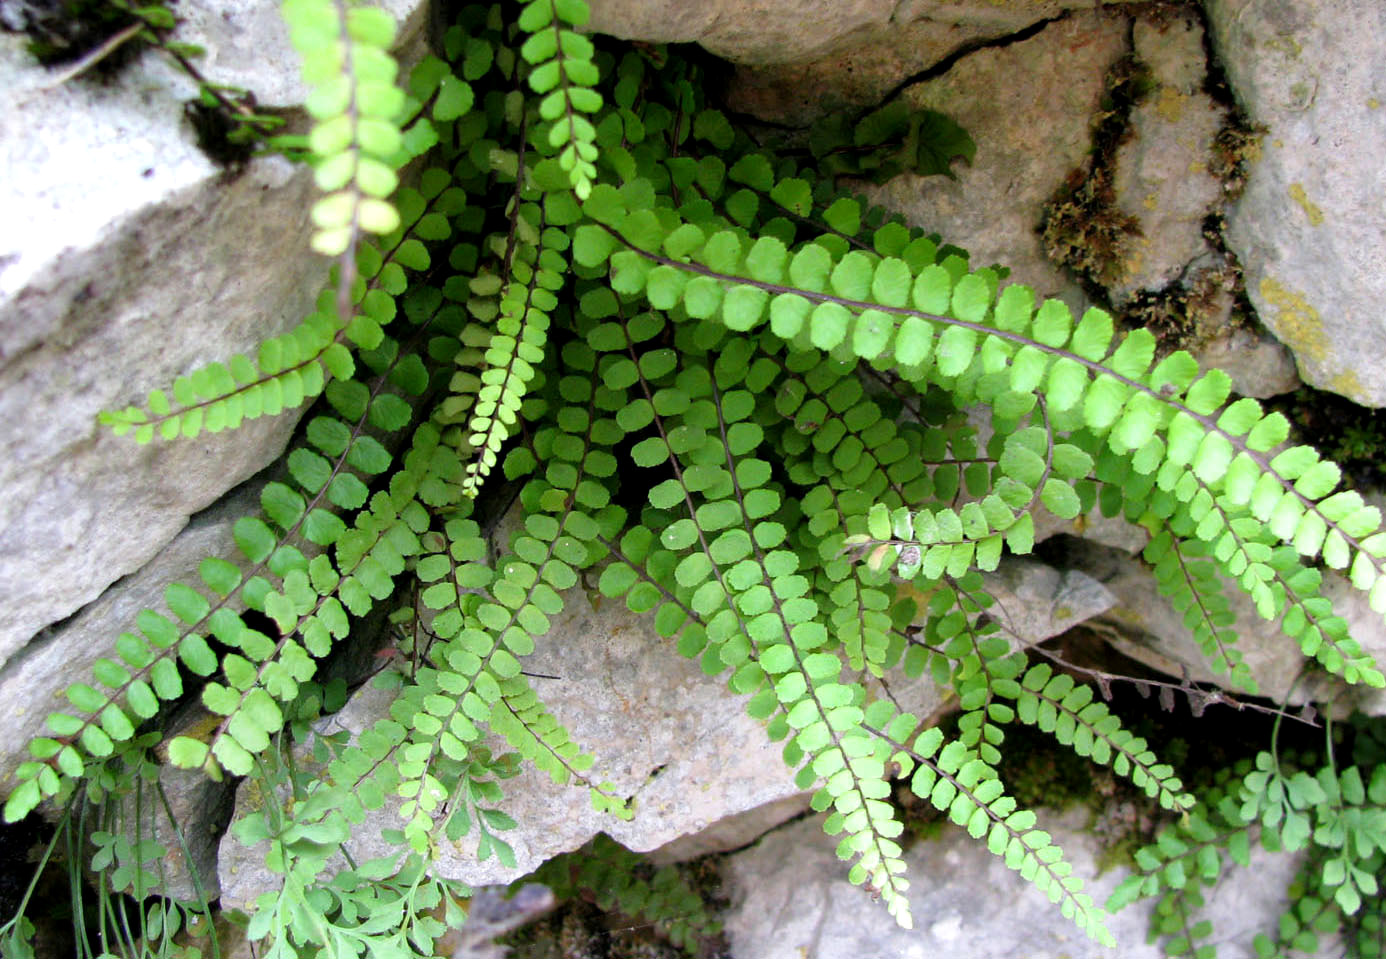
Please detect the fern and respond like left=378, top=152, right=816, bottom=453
left=8, top=2, right=1386, bottom=956
left=522, top=833, right=722, bottom=952
left=1111, top=739, right=1386, bottom=958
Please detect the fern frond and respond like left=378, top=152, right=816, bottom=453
left=1015, top=663, right=1192, bottom=811
left=460, top=197, right=558, bottom=494
left=98, top=164, right=464, bottom=443
left=860, top=699, right=1114, bottom=944
left=517, top=0, right=601, bottom=200
left=11, top=335, right=440, bottom=811
left=590, top=181, right=1386, bottom=684
left=284, top=0, right=406, bottom=256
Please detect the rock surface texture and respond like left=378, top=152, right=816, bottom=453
left=0, top=38, right=310, bottom=662
left=1205, top=0, right=1386, bottom=407
left=1108, top=16, right=1227, bottom=303
left=587, top=0, right=1142, bottom=67
left=722, top=809, right=1301, bottom=959
left=861, top=12, right=1129, bottom=307
left=4, top=0, right=1386, bottom=956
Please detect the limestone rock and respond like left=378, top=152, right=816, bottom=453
left=1132, top=13, right=1207, bottom=94
left=587, top=0, right=1140, bottom=68
left=1205, top=0, right=1386, bottom=407
left=587, top=0, right=898, bottom=66
left=862, top=13, right=1130, bottom=306
left=981, top=558, right=1115, bottom=645
left=721, top=809, right=1302, bottom=958
left=1191, top=321, right=1301, bottom=399
left=648, top=793, right=813, bottom=865
left=0, top=38, right=313, bottom=662
left=157, top=0, right=433, bottom=107
left=1109, top=16, right=1227, bottom=302
left=0, top=482, right=262, bottom=790
left=727, top=20, right=1012, bottom=128
left=1061, top=538, right=1386, bottom=714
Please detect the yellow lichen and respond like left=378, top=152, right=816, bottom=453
left=1287, top=183, right=1325, bottom=226
left=1155, top=87, right=1186, bottom=123
left=1329, top=368, right=1365, bottom=399
left=1258, top=276, right=1326, bottom=363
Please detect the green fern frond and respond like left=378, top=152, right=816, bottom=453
left=20, top=5, right=1386, bottom=956
left=861, top=698, right=1114, bottom=943
left=517, top=0, right=601, bottom=200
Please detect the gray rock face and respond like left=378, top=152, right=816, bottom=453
left=0, top=482, right=263, bottom=790
left=1109, top=17, right=1227, bottom=302
left=587, top=0, right=1140, bottom=67
left=982, top=558, right=1115, bottom=644
left=863, top=13, right=1129, bottom=306
left=722, top=808, right=1300, bottom=958
left=726, top=18, right=1004, bottom=128
left=0, top=39, right=313, bottom=663
left=1061, top=537, right=1386, bottom=714
left=1205, top=0, right=1386, bottom=407
left=1191, top=323, right=1301, bottom=400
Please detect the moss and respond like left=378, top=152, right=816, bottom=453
left=1206, top=115, right=1264, bottom=202
left=1038, top=54, right=1152, bottom=296
left=1040, top=175, right=1143, bottom=292
left=1118, top=257, right=1261, bottom=353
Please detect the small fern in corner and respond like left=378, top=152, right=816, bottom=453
left=6, top=1, right=1386, bottom=956
left=1111, top=715, right=1386, bottom=959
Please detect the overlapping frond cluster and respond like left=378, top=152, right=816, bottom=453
left=10, top=1, right=1386, bottom=956
left=1112, top=746, right=1386, bottom=958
